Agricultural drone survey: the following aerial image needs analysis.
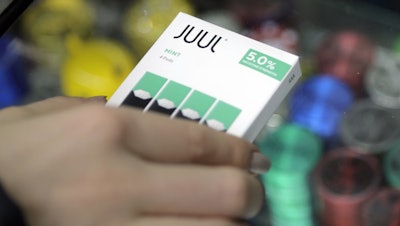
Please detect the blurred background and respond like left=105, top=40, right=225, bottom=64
left=1, top=0, right=400, bottom=225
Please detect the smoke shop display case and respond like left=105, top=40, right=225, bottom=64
left=1, top=0, right=400, bottom=226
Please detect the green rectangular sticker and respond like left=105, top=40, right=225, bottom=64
left=149, top=81, right=191, bottom=115
left=239, top=49, right=291, bottom=81
left=176, top=91, right=216, bottom=121
left=205, top=101, right=241, bottom=131
left=133, top=72, right=167, bottom=97
left=122, top=72, right=167, bottom=108
left=156, top=81, right=191, bottom=108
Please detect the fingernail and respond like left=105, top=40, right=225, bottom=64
left=245, top=177, right=264, bottom=218
left=86, top=96, right=107, bottom=103
left=249, top=152, right=270, bottom=175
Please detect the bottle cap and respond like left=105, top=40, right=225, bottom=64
left=316, top=30, right=375, bottom=96
left=257, top=123, right=323, bottom=172
left=313, top=148, right=381, bottom=226
left=123, top=0, right=195, bottom=57
left=365, top=47, right=400, bottom=109
left=340, top=99, right=400, bottom=154
left=289, top=75, right=354, bottom=139
left=384, top=141, right=400, bottom=188
left=258, top=123, right=322, bottom=226
left=0, top=36, right=28, bottom=108
left=61, top=38, right=137, bottom=98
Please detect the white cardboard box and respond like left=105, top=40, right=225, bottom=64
left=107, top=12, right=301, bottom=142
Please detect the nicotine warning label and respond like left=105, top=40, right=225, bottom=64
left=240, top=49, right=291, bottom=81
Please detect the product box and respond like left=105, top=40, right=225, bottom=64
left=107, top=12, right=301, bottom=142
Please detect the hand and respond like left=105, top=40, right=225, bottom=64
left=0, top=97, right=269, bottom=226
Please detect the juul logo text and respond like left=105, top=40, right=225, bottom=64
left=174, top=25, right=222, bottom=53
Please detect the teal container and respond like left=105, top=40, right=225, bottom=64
left=258, top=123, right=323, bottom=226
left=384, top=140, right=400, bottom=188
left=257, top=123, right=323, bottom=172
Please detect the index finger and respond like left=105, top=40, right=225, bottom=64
left=0, top=96, right=106, bottom=123
left=113, top=106, right=270, bottom=171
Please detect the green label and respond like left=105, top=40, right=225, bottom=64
left=206, top=101, right=241, bottom=131
left=156, top=81, right=191, bottom=108
left=133, top=72, right=167, bottom=97
left=125, top=71, right=243, bottom=132
left=239, top=49, right=291, bottom=81
left=180, top=91, right=216, bottom=119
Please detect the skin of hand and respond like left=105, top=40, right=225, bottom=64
left=0, top=97, right=269, bottom=226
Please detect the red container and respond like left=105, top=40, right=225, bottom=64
left=226, top=0, right=295, bottom=27
left=243, top=21, right=299, bottom=54
left=316, top=31, right=375, bottom=96
left=313, top=148, right=381, bottom=226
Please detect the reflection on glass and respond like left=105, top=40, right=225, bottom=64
left=0, top=0, right=13, bottom=14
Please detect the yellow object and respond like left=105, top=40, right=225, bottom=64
left=61, top=38, right=137, bottom=98
left=21, top=0, right=94, bottom=52
left=123, top=0, right=195, bottom=57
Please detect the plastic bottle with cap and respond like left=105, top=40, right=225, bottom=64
left=365, top=46, right=400, bottom=109
left=288, top=75, right=354, bottom=142
left=61, top=36, right=137, bottom=98
left=0, top=35, right=28, bottom=109
left=316, top=30, right=375, bottom=97
left=243, top=20, right=299, bottom=54
left=123, top=0, right=195, bottom=57
left=339, top=99, right=400, bottom=154
left=257, top=123, right=323, bottom=226
left=226, top=0, right=295, bottom=28
left=384, top=141, right=400, bottom=189
left=20, top=0, right=94, bottom=67
left=313, top=148, right=381, bottom=226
